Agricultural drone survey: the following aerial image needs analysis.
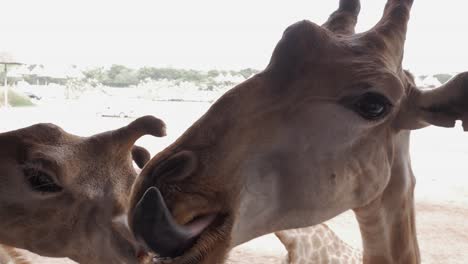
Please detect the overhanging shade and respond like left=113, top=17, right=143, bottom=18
left=0, top=52, right=23, bottom=108
left=0, top=52, right=23, bottom=65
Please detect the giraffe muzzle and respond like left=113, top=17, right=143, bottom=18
left=131, top=187, right=217, bottom=259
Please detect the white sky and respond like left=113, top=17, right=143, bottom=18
left=1, top=0, right=467, bottom=74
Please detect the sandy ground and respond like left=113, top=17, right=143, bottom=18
left=1, top=100, right=467, bottom=263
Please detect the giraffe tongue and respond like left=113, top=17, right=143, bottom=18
left=131, top=187, right=216, bottom=258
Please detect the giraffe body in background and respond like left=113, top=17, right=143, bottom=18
left=276, top=225, right=361, bottom=264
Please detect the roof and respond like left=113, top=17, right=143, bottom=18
left=0, top=51, right=23, bottom=65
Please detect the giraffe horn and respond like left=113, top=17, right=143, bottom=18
left=322, top=0, right=361, bottom=35
left=360, top=0, right=414, bottom=63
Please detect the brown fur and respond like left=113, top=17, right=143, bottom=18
left=130, top=1, right=468, bottom=263
left=0, top=116, right=165, bottom=263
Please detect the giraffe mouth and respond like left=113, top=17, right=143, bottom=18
left=131, top=187, right=229, bottom=262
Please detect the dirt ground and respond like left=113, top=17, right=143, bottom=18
left=1, top=101, right=467, bottom=264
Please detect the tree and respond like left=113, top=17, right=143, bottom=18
left=433, top=73, right=453, bottom=84
left=238, top=68, right=259, bottom=79
left=207, top=70, right=220, bottom=78
left=103, top=65, right=138, bottom=87
left=83, top=67, right=106, bottom=83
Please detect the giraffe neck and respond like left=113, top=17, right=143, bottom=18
left=354, top=131, right=420, bottom=264
left=0, top=245, right=32, bottom=264
left=354, top=190, right=419, bottom=264
left=348, top=129, right=420, bottom=264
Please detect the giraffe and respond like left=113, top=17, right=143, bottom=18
left=128, top=0, right=468, bottom=263
left=276, top=225, right=362, bottom=264
left=0, top=245, right=35, bottom=264
left=0, top=246, right=14, bottom=264
left=0, top=116, right=165, bottom=263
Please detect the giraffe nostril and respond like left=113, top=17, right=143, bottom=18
left=151, top=151, right=198, bottom=183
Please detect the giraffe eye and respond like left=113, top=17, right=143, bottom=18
left=24, top=168, right=63, bottom=193
left=353, top=92, right=392, bottom=120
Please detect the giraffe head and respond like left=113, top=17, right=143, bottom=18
left=129, top=0, right=468, bottom=263
left=0, top=116, right=165, bottom=264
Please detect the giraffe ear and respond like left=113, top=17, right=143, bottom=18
left=395, top=72, right=468, bottom=131
left=131, top=146, right=151, bottom=169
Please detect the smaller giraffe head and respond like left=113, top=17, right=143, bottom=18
left=0, top=116, right=165, bottom=264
